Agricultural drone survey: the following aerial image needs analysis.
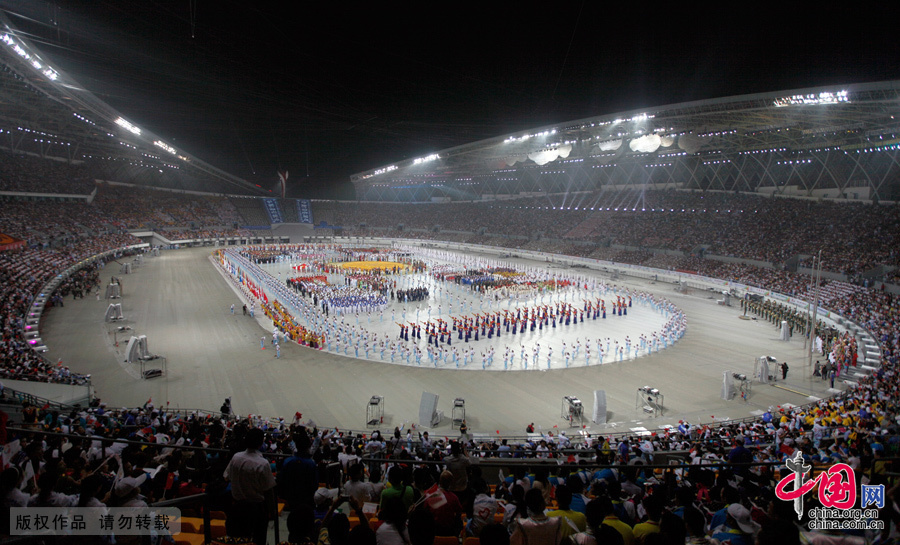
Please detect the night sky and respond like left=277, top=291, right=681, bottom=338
left=4, top=1, right=899, bottom=198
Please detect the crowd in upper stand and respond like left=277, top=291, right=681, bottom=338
left=0, top=199, right=125, bottom=247
left=91, top=184, right=245, bottom=232
left=0, top=150, right=95, bottom=195
left=320, top=191, right=900, bottom=278
left=4, top=153, right=899, bottom=279
left=231, top=196, right=277, bottom=226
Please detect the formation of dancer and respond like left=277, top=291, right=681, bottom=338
left=218, top=243, right=687, bottom=370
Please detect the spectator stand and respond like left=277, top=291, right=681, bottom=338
left=18, top=244, right=148, bottom=398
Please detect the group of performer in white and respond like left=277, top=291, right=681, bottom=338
left=219, top=243, right=687, bottom=371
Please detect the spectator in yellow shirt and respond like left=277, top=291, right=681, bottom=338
left=632, top=495, right=662, bottom=545
left=547, top=484, right=587, bottom=538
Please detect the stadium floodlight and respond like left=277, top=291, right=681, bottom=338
left=2, top=33, right=60, bottom=81
left=773, top=90, right=849, bottom=107
left=115, top=117, right=141, bottom=135
left=154, top=140, right=177, bottom=155
left=413, top=153, right=440, bottom=165
left=360, top=164, right=398, bottom=180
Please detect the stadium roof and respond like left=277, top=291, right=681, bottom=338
left=0, top=11, right=264, bottom=195
left=351, top=81, right=900, bottom=203
left=1, top=2, right=898, bottom=199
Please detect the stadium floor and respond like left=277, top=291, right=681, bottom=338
left=40, top=246, right=843, bottom=438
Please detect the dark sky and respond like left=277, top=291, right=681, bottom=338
left=4, top=1, right=899, bottom=198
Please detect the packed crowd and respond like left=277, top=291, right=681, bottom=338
left=0, top=241, right=142, bottom=385
left=92, top=184, right=248, bottom=231
left=5, top=153, right=900, bottom=278
left=0, top=199, right=126, bottom=248
left=1, top=361, right=896, bottom=544
left=0, top=181, right=255, bottom=257
left=319, top=191, right=900, bottom=276
left=0, top=151, right=96, bottom=195
left=231, top=196, right=274, bottom=226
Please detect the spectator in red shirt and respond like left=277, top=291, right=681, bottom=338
left=423, top=470, right=463, bottom=537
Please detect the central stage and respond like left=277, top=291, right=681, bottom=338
left=234, top=250, right=677, bottom=371
left=40, top=246, right=842, bottom=438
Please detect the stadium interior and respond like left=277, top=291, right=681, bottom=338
left=2, top=9, right=900, bottom=545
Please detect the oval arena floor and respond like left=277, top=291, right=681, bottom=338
left=40, top=246, right=841, bottom=438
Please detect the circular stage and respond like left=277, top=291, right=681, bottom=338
left=241, top=250, right=681, bottom=372
left=40, top=246, right=843, bottom=438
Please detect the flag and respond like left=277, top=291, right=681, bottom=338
left=1, top=440, right=21, bottom=470
left=278, top=171, right=289, bottom=199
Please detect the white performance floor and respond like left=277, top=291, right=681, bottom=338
left=242, top=251, right=675, bottom=371
left=40, top=246, right=842, bottom=438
